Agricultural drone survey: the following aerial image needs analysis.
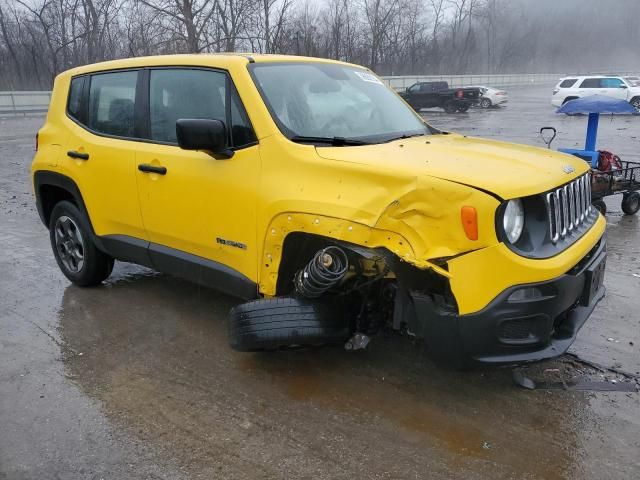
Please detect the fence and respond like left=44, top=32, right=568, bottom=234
left=381, top=72, right=638, bottom=90
left=0, top=91, right=52, bottom=116
left=0, top=71, right=637, bottom=114
left=381, top=73, right=564, bottom=90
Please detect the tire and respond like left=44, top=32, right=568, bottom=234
left=229, top=296, right=350, bottom=352
left=443, top=101, right=458, bottom=113
left=480, top=98, right=492, bottom=108
left=593, top=199, right=607, bottom=216
left=621, top=192, right=640, bottom=215
left=49, top=200, right=114, bottom=286
left=457, top=104, right=470, bottom=113
left=630, top=97, right=640, bottom=112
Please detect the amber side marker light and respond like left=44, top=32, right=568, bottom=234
left=461, top=206, right=478, bottom=240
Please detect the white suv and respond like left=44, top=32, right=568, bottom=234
left=551, top=76, right=640, bottom=110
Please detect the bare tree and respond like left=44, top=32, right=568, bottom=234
left=2, top=0, right=640, bottom=89
left=136, top=0, right=217, bottom=52
left=362, top=0, right=398, bottom=71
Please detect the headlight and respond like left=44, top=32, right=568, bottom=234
left=503, top=199, right=524, bottom=243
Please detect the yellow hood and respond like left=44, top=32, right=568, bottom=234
left=315, top=133, right=589, bottom=199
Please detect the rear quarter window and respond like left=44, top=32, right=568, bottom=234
left=67, top=77, right=85, bottom=120
left=559, top=79, right=577, bottom=88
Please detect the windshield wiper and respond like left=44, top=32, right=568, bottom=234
left=382, top=133, right=427, bottom=143
left=290, top=135, right=371, bottom=146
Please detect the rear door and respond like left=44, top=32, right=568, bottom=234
left=62, top=69, right=147, bottom=241
left=135, top=67, right=260, bottom=288
left=577, top=77, right=602, bottom=97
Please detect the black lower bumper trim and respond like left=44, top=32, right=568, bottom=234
left=408, top=238, right=607, bottom=366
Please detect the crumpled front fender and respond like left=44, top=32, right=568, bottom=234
left=257, top=175, right=500, bottom=296
left=373, top=175, right=501, bottom=261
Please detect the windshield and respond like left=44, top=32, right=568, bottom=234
left=249, top=62, right=431, bottom=144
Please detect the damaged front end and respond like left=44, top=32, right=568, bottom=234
left=237, top=171, right=607, bottom=367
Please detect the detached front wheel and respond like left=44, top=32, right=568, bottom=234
left=49, top=200, right=114, bottom=286
left=229, top=296, right=350, bottom=352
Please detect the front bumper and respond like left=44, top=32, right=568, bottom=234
left=408, top=238, right=606, bottom=366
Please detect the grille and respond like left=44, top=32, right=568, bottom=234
left=544, top=173, right=592, bottom=244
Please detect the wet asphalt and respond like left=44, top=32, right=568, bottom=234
left=1, top=86, right=639, bottom=479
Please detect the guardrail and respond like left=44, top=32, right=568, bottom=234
left=0, top=91, right=51, bottom=116
left=1, top=71, right=638, bottom=113
left=381, top=72, right=638, bottom=90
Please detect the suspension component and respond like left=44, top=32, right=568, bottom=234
left=294, top=246, right=349, bottom=298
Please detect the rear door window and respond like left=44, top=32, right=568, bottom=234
left=88, top=71, right=138, bottom=137
left=559, top=79, right=577, bottom=88
left=579, top=78, right=603, bottom=88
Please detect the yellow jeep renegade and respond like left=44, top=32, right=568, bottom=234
left=32, top=54, right=606, bottom=365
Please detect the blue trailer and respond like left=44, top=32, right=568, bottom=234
left=540, top=95, right=640, bottom=215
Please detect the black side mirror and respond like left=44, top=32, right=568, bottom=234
left=620, top=84, right=628, bottom=89
left=176, top=119, right=234, bottom=158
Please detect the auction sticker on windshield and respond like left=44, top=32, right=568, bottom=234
left=354, top=71, right=384, bottom=85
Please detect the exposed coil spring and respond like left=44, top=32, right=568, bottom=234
left=294, top=246, right=349, bottom=298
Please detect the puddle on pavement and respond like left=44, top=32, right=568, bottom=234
left=56, top=265, right=595, bottom=478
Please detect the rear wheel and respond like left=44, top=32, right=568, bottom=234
left=49, top=200, right=114, bottom=286
left=457, top=104, right=470, bottom=113
left=480, top=98, right=492, bottom=108
left=229, top=296, right=350, bottom=352
left=443, top=101, right=458, bottom=113
left=593, top=199, right=607, bottom=216
left=621, top=192, right=640, bottom=215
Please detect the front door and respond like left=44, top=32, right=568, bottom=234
left=135, top=68, right=260, bottom=290
left=599, top=77, right=630, bottom=101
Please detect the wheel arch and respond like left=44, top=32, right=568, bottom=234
left=258, top=212, right=452, bottom=297
left=33, top=170, right=93, bottom=233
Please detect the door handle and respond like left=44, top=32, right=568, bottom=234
left=67, top=150, right=89, bottom=160
left=138, top=164, right=167, bottom=175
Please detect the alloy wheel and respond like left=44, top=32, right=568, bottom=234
left=54, top=215, right=85, bottom=273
